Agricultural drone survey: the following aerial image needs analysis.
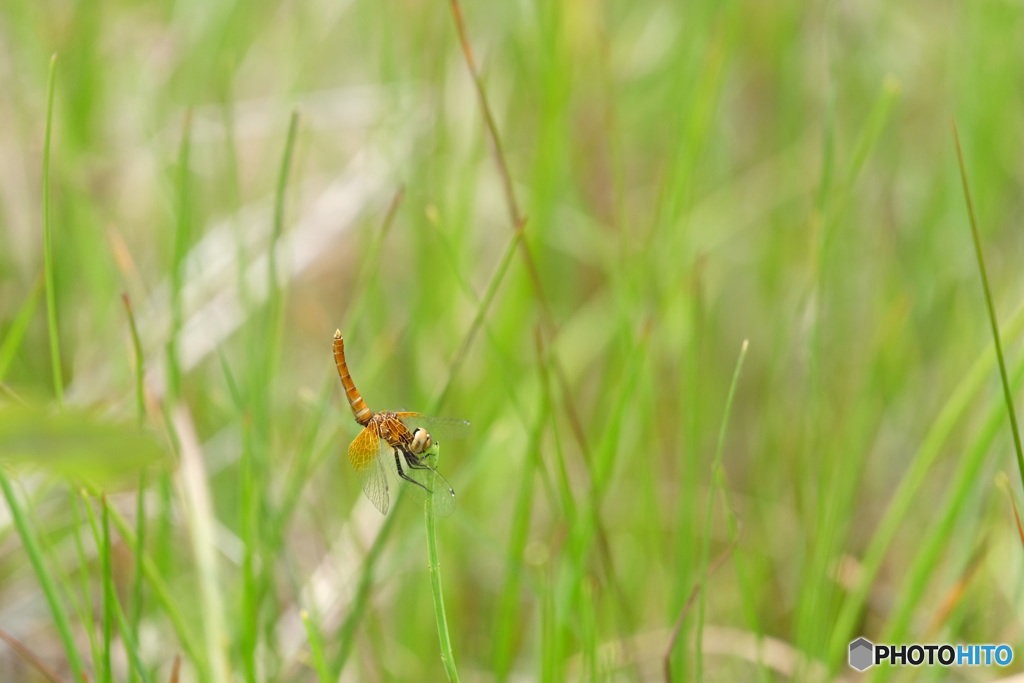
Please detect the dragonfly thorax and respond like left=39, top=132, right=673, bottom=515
left=410, top=427, right=433, bottom=454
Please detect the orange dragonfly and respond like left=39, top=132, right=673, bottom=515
left=333, top=331, right=468, bottom=516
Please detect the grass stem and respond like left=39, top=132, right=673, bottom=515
left=952, top=120, right=1024, bottom=495
left=42, top=54, right=62, bottom=408
left=425, top=445, right=459, bottom=682
left=0, top=472, right=85, bottom=680
left=694, top=340, right=748, bottom=682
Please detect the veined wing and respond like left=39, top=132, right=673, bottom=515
left=349, top=425, right=389, bottom=515
left=394, top=413, right=471, bottom=442
left=384, top=442, right=457, bottom=518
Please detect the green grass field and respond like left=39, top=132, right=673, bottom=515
left=1, top=1, right=1024, bottom=681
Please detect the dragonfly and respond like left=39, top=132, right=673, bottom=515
left=333, top=330, right=468, bottom=516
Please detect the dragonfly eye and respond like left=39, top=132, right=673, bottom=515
left=410, top=428, right=432, bottom=454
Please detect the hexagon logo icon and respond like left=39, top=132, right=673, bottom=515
left=849, top=637, right=874, bottom=671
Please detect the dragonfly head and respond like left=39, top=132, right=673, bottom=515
left=410, top=427, right=433, bottom=454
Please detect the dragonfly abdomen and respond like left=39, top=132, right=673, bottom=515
left=333, top=331, right=372, bottom=425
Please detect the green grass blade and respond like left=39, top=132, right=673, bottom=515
left=493, top=361, right=547, bottom=677
left=121, top=294, right=146, bottom=424
left=331, top=510, right=400, bottom=675
left=828, top=303, right=1024, bottom=660
left=87, top=494, right=152, bottom=683
left=81, top=481, right=206, bottom=674
left=300, top=610, right=331, bottom=682
left=101, top=497, right=114, bottom=683
left=240, top=422, right=259, bottom=683
left=120, top=293, right=149, bottom=677
left=0, top=275, right=43, bottom=383
left=0, top=472, right=86, bottom=679
left=70, top=491, right=102, bottom=676
left=433, top=225, right=524, bottom=413
left=953, top=121, right=1024, bottom=493
left=167, top=110, right=193, bottom=405
left=81, top=492, right=113, bottom=683
left=114, top=589, right=152, bottom=683
left=130, top=469, right=147, bottom=682
left=694, top=339, right=748, bottom=682
left=876, top=354, right=1024, bottom=677
left=42, top=54, right=62, bottom=408
left=173, top=409, right=229, bottom=683
left=264, top=109, right=300, bottom=385
left=425, top=445, right=459, bottom=682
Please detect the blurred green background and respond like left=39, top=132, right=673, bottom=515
left=1, top=0, right=1023, bottom=681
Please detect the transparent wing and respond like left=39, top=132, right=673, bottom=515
left=348, top=426, right=389, bottom=515
left=395, top=413, right=472, bottom=442
left=396, top=447, right=456, bottom=518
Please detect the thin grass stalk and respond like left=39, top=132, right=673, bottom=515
left=122, top=294, right=146, bottom=424
left=85, top=494, right=151, bottom=683
left=0, top=626, right=64, bottom=683
left=123, top=291, right=150, bottom=663
left=240, top=420, right=258, bottom=683
left=694, top=340, right=748, bottom=682
left=113, top=590, right=151, bottom=683
left=101, top=496, right=114, bottom=683
left=443, top=5, right=636, bottom=641
left=493, top=336, right=548, bottom=677
left=953, top=121, right=1024, bottom=493
left=130, top=469, right=147, bottom=669
left=878, top=353, right=1024, bottom=663
left=42, top=54, right=62, bottom=408
left=444, top=7, right=636, bottom=647
left=69, top=491, right=102, bottom=675
left=331, top=510, right=400, bottom=675
left=80, top=492, right=111, bottom=683
left=173, top=407, right=229, bottom=683
left=0, top=473, right=85, bottom=680
left=0, top=275, right=43, bottom=383
left=83, top=482, right=206, bottom=671
left=664, top=539, right=738, bottom=683
left=425, top=446, right=459, bottom=682
left=339, top=187, right=405, bottom=337
left=434, top=223, right=524, bottom=411
left=166, top=109, right=193, bottom=405
left=828, top=304, right=1024, bottom=659
left=301, top=610, right=331, bottom=682
left=444, top=0, right=595, bottom=458
left=265, top=110, right=300, bottom=384
left=101, top=495, right=148, bottom=683
left=714, top=476, right=769, bottom=682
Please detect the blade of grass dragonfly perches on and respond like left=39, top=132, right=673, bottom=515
left=425, top=443, right=459, bottom=682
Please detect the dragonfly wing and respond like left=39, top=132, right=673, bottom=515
left=395, top=413, right=472, bottom=442
left=399, top=449, right=456, bottom=518
left=349, top=426, right=389, bottom=515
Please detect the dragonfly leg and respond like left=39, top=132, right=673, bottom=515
left=394, top=448, right=432, bottom=494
